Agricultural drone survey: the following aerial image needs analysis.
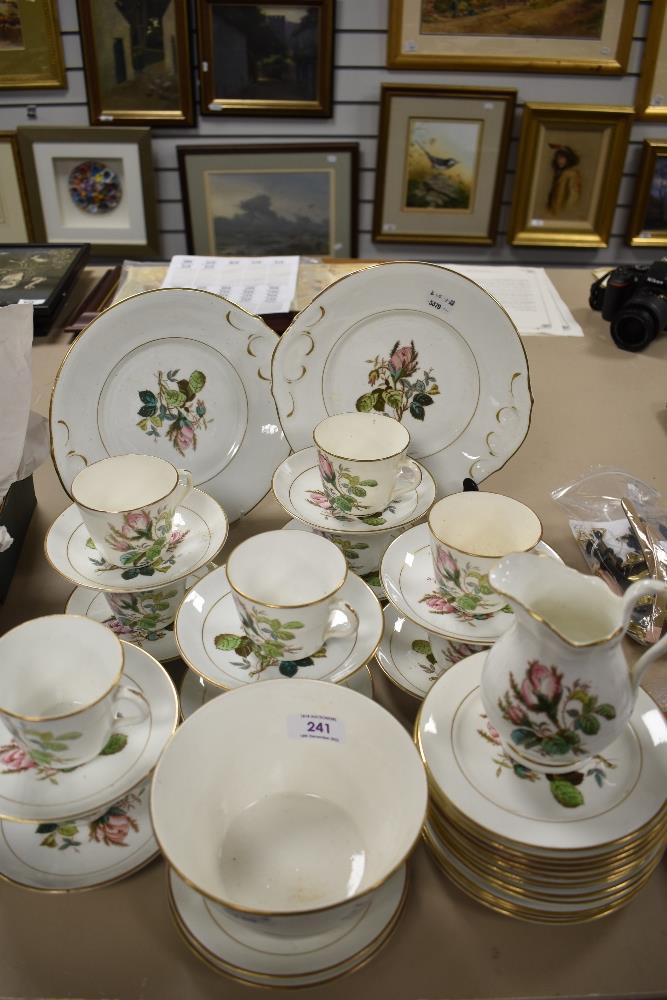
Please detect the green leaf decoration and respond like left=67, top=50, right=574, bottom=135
left=236, top=637, right=256, bottom=659
left=359, top=480, right=378, bottom=488
left=283, top=622, right=305, bottom=629
left=85, top=537, right=97, bottom=549
left=356, top=392, right=377, bottom=413
left=36, top=823, right=57, bottom=834
left=411, top=639, right=433, bottom=656
left=177, top=378, right=195, bottom=401
left=541, top=735, right=572, bottom=756
left=164, top=388, right=187, bottom=408
left=263, top=641, right=285, bottom=657
left=360, top=515, right=386, bottom=527
left=478, top=583, right=493, bottom=595
left=594, top=703, right=616, bottom=720
left=58, top=823, right=79, bottom=837
left=100, top=733, right=128, bottom=756
left=29, top=750, right=52, bottom=765
left=279, top=662, right=299, bottom=678
left=41, top=833, right=58, bottom=848
left=137, top=418, right=149, bottom=431
left=413, top=392, right=434, bottom=407
left=349, top=486, right=367, bottom=498
left=150, top=415, right=163, bottom=428
left=215, top=633, right=243, bottom=651
left=189, top=370, right=206, bottom=394
left=569, top=690, right=593, bottom=708
left=384, top=389, right=404, bottom=411
left=456, top=595, right=479, bottom=612
left=275, top=630, right=295, bottom=640
left=41, top=741, right=69, bottom=751
left=312, top=646, right=327, bottom=658
left=409, top=402, right=425, bottom=421
left=138, top=404, right=158, bottom=418
left=549, top=779, right=584, bottom=809
left=333, top=496, right=354, bottom=512
left=576, top=713, right=600, bottom=736
left=361, top=571, right=381, bottom=587
left=139, top=390, right=157, bottom=406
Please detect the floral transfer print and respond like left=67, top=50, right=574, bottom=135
left=137, top=369, right=210, bottom=456
left=497, top=661, right=617, bottom=761
left=420, top=545, right=512, bottom=624
left=0, top=732, right=127, bottom=786
left=306, top=488, right=390, bottom=527
left=356, top=341, right=438, bottom=423
left=411, top=639, right=439, bottom=683
left=87, top=512, right=188, bottom=582
left=318, top=452, right=378, bottom=516
left=215, top=607, right=320, bottom=677
left=104, top=587, right=178, bottom=642
left=411, top=637, right=481, bottom=683
left=36, top=790, right=142, bottom=851
left=478, top=717, right=616, bottom=809
left=324, top=536, right=369, bottom=565
left=10, top=729, right=82, bottom=770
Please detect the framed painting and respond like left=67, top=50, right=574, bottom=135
left=196, top=0, right=334, bottom=116
left=16, top=126, right=159, bottom=258
left=177, top=143, right=358, bottom=256
left=386, top=0, right=637, bottom=74
left=77, top=0, right=195, bottom=126
left=508, top=104, right=633, bottom=248
left=636, top=1, right=667, bottom=120
left=373, top=84, right=515, bottom=246
left=0, top=245, right=89, bottom=335
left=627, top=141, right=667, bottom=247
left=0, top=0, right=65, bottom=88
left=0, top=132, right=32, bottom=242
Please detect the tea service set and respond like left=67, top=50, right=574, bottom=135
left=2, top=264, right=665, bottom=980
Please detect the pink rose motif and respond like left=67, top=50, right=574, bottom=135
left=106, top=618, right=134, bottom=636
left=486, top=721, right=501, bottom=745
left=91, top=812, right=131, bottom=846
left=520, top=660, right=563, bottom=709
left=318, top=451, right=335, bottom=483
left=169, top=529, right=187, bottom=546
left=109, top=537, right=131, bottom=552
left=435, top=545, right=458, bottom=579
left=0, top=744, right=36, bottom=772
left=307, top=490, right=334, bottom=511
left=125, top=510, right=151, bottom=532
left=506, top=701, right=528, bottom=725
left=175, top=423, right=195, bottom=453
left=423, top=594, right=456, bottom=614
left=389, top=342, right=418, bottom=378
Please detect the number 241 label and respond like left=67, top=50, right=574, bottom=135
left=288, top=714, right=345, bottom=743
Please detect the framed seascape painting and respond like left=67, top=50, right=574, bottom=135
left=177, top=144, right=358, bottom=256
left=196, top=0, right=334, bottom=116
left=77, top=0, right=195, bottom=126
left=0, top=0, right=65, bottom=88
left=17, top=127, right=159, bottom=258
left=0, top=132, right=32, bottom=242
left=627, top=141, right=667, bottom=247
left=635, top=0, right=667, bottom=120
left=508, top=104, right=633, bottom=248
left=386, top=0, right=637, bottom=74
left=373, top=85, right=515, bottom=246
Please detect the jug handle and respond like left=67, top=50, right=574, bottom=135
left=622, top=578, right=667, bottom=690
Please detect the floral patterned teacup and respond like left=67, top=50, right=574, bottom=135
left=428, top=492, right=542, bottom=621
left=0, top=615, right=147, bottom=769
left=226, top=530, right=358, bottom=666
left=72, top=453, right=193, bottom=568
left=102, top=580, right=187, bottom=644
left=314, top=412, right=421, bottom=518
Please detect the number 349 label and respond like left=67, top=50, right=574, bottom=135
left=288, top=714, right=345, bottom=744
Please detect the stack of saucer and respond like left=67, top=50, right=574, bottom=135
left=416, top=652, right=667, bottom=923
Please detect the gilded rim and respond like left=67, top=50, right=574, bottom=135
left=0, top=842, right=160, bottom=895
left=313, top=414, right=411, bottom=463
left=427, top=491, right=543, bottom=560
left=71, top=453, right=179, bottom=516
left=0, top=614, right=124, bottom=722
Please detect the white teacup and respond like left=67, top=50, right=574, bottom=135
left=103, top=578, right=187, bottom=643
left=0, top=615, right=147, bottom=769
left=314, top=413, right=421, bottom=519
left=226, top=530, right=358, bottom=667
left=72, top=454, right=193, bottom=568
left=428, top=492, right=542, bottom=619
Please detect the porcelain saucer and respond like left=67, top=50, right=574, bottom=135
left=0, top=778, right=158, bottom=892
left=179, top=663, right=374, bottom=719
left=273, top=447, right=435, bottom=533
left=65, top=569, right=208, bottom=663
left=175, top=565, right=383, bottom=690
left=0, top=642, right=178, bottom=824
left=375, top=605, right=485, bottom=700
left=282, top=519, right=390, bottom=601
left=168, top=863, right=407, bottom=986
left=45, top=489, right=228, bottom=593
left=381, top=523, right=561, bottom=644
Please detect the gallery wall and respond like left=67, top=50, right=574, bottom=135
left=0, top=0, right=664, bottom=265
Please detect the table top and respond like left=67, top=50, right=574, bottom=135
left=1, top=266, right=665, bottom=1000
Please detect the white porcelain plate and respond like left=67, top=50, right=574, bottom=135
left=50, top=287, right=289, bottom=523
left=46, top=490, right=227, bottom=593
left=175, top=565, right=383, bottom=690
left=272, top=262, right=531, bottom=495
left=381, top=523, right=561, bottom=644
left=0, top=642, right=178, bottom=824
left=417, top=652, right=667, bottom=852
left=273, top=447, right=435, bottom=533
left=168, top=864, right=406, bottom=985
left=0, top=779, right=158, bottom=892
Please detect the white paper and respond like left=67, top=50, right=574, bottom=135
left=0, top=304, right=33, bottom=501
left=162, top=255, right=300, bottom=314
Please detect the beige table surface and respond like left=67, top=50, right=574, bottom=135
left=0, top=267, right=666, bottom=1000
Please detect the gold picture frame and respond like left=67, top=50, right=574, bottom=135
left=0, top=0, right=65, bottom=88
left=635, top=0, right=667, bottom=120
left=627, top=140, right=667, bottom=247
left=508, top=104, right=633, bottom=249
left=373, top=84, right=516, bottom=246
left=0, top=132, right=32, bottom=242
left=196, top=0, right=334, bottom=117
left=386, top=0, right=637, bottom=74
left=77, top=0, right=195, bottom=126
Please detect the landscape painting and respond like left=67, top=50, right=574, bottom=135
left=643, top=157, right=667, bottom=232
left=419, top=0, right=606, bottom=38
left=0, top=1, right=23, bottom=49
left=204, top=169, right=332, bottom=255
left=403, top=118, right=481, bottom=211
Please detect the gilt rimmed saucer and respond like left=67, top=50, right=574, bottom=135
left=45, top=489, right=228, bottom=593
left=282, top=519, right=391, bottom=601
left=175, top=566, right=383, bottom=690
left=65, top=568, right=209, bottom=663
left=168, top=863, right=407, bottom=986
left=381, top=523, right=561, bottom=645
left=416, top=652, right=667, bottom=853
left=0, top=642, right=178, bottom=824
left=273, top=447, right=435, bottom=533
left=0, top=778, right=158, bottom=892
left=179, top=664, right=374, bottom=720
left=375, top=605, right=485, bottom=700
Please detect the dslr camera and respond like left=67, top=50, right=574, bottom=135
left=589, top=260, right=667, bottom=352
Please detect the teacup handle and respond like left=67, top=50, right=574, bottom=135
left=324, top=601, right=358, bottom=642
left=112, top=684, right=149, bottom=727
left=174, top=469, right=194, bottom=507
left=391, top=459, right=422, bottom=501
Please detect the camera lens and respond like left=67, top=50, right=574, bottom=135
left=610, top=293, right=667, bottom=351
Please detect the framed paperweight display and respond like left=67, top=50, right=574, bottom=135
left=17, top=127, right=159, bottom=258
left=627, top=141, right=667, bottom=247
left=0, top=133, right=32, bottom=242
left=77, top=0, right=195, bottom=126
left=373, top=85, right=515, bottom=246
left=196, top=0, right=334, bottom=117
left=0, top=0, right=65, bottom=88
left=178, top=143, right=358, bottom=256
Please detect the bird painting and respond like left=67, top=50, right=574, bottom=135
left=415, top=142, right=459, bottom=172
